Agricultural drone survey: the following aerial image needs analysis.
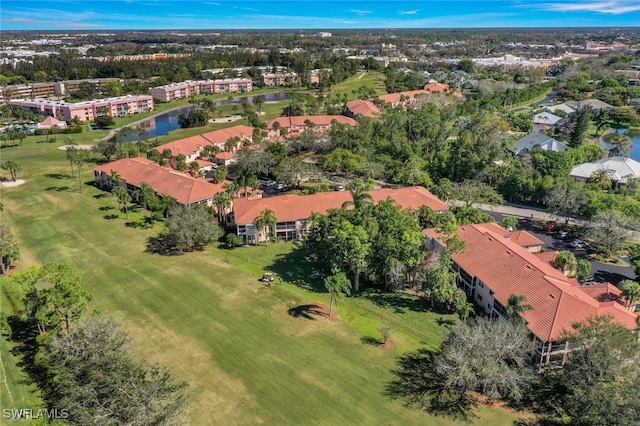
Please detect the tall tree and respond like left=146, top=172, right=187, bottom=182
left=342, top=178, right=375, bottom=210
left=620, top=280, right=640, bottom=310
left=1, top=160, right=21, bottom=181
left=547, top=315, right=640, bottom=426
left=255, top=208, right=277, bottom=246
left=554, top=251, right=577, bottom=275
left=505, top=294, right=533, bottom=324
left=212, top=192, right=232, bottom=224
left=324, top=270, right=351, bottom=317
left=588, top=169, right=612, bottom=190
left=112, top=187, right=131, bottom=218
left=166, top=205, right=222, bottom=251
left=73, top=149, right=90, bottom=192
left=0, top=226, right=19, bottom=275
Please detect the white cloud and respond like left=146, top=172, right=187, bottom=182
left=398, top=9, right=420, bottom=15
left=535, top=1, right=640, bottom=14
left=350, top=9, right=371, bottom=16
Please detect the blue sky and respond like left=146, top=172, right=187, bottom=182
left=2, top=1, right=640, bottom=30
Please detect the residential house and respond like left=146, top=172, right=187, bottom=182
left=570, top=157, right=640, bottom=186
left=545, top=99, right=613, bottom=116
left=214, top=151, right=238, bottom=166
left=533, top=112, right=563, bottom=130
left=423, top=82, right=464, bottom=98
left=511, top=132, right=569, bottom=157
left=94, top=157, right=227, bottom=206
left=233, top=186, right=449, bottom=244
left=264, top=115, right=357, bottom=139
left=424, top=223, right=639, bottom=367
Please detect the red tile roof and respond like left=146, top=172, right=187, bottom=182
left=346, top=99, right=381, bottom=118
left=155, top=135, right=211, bottom=158
left=265, top=115, right=357, bottom=129
left=379, top=89, right=430, bottom=105
left=424, top=82, right=464, bottom=98
left=94, top=157, right=226, bottom=205
left=424, top=224, right=638, bottom=341
left=154, top=125, right=254, bottom=157
left=215, top=152, right=236, bottom=160
left=200, top=125, right=254, bottom=144
left=579, top=283, right=622, bottom=303
left=234, top=186, right=448, bottom=226
left=473, top=222, right=544, bottom=249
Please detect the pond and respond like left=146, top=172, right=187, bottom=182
left=127, top=91, right=290, bottom=141
left=601, top=129, right=640, bottom=162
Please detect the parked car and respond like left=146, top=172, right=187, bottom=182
left=570, top=239, right=587, bottom=249
left=335, top=185, right=345, bottom=191
left=558, top=231, right=569, bottom=238
left=544, top=221, right=559, bottom=232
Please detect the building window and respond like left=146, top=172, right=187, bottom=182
left=477, top=294, right=483, bottom=301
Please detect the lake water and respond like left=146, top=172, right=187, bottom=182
left=601, top=129, right=640, bottom=162
left=130, top=91, right=290, bottom=140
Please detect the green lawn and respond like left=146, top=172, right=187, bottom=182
left=0, top=140, right=528, bottom=425
left=324, top=72, right=387, bottom=97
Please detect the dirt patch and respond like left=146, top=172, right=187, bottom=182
left=1, top=179, right=25, bottom=187
left=288, top=302, right=339, bottom=322
left=381, top=340, right=395, bottom=349
left=58, top=144, right=92, bottom=150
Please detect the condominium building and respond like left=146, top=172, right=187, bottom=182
left=424, top=223, right=639, bottom=367
left=264, top=115, right=357, bottom=139
left=149, top=79, right=253, bottom=102
left=233, top=186, right=448, bottom=244
left=10, top=94, right=153, bottom=121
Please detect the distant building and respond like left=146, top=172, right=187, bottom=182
left=315, top=32, right=332, bottom=38
left=570, top=157, right=640, bottom=186
left=37, top=116, right=67, bottom=129
left=264, top=115, right=357, bottom=139
left=149, top=79, right=252, bottom=102
left=510, top=132, right=569, bottom=157
left=533, top=112, right=563, bottom=130
left=10, top=94, right=153, bottom=122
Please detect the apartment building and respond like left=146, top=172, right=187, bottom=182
left=94, top=157, right=227, bottom=206
left=264, top=115, right=357, bottom=139
left=233, top=186, right=448, bottom=244
left=424, top=223, right=639, bottom=367
left=149, top=79, right=253, bottom=102
left=10, top=94, right=153, bottom=121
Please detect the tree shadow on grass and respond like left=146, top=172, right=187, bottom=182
left=287, top=304, right=324, bottom=320
left=268, top=248, right=325, bottom=293
left=99, top=206, right=114, bottom=211
left=44, top=186, right=70, bottom=192
left=5, top=316, right=49, bottom=393
left=93, top=193, right=110, bottom=199
left=44, top=173, right=72, bottom=180
left=361, top=336, right=383, bottom=346
left=363, top=290, right=431, bottom=314
left=385, top=348, right=478, bottom=423
left=145, top=234, right=182, bottom=256
left=103, top=214, right=119, bottom=220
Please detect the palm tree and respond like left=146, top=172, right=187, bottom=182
left=342, top=178, right=374, bottom=210
left=235, top=168, right=259, bottom=198
left=620, top=280, right=640, bottom=311
left=588, top=169, right=613, bottom=190
left=254, top=208, right=277, bottom=246
left=505, top=294, right=533, bottom=324
left=73, top=149, right=90, bottom=192
left=554, top=250, right=577, bottom=275
left=324, top=270, right=351, bottom=317
left=576, top=259, right=591, bottom=282
left=1, top=160, right=21, bottom=181
left=113, top=187, right=131, bottom=218
left=212, top=192, right=232, bottom=224
left=108, top=170, right=122, bottom=190
left=158, top=193, right=177, bottom=218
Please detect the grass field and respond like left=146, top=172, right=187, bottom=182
left=0, top=138, right=529, bottom=424
left=328, top=72, right=387, bottom=97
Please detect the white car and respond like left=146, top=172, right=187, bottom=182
left=570, top=240, right=586, bottom=249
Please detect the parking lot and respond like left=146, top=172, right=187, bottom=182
left=488, top=213, right=637, bottom=285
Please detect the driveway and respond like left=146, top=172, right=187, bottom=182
left=485, top=212, right=637, bottom=285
